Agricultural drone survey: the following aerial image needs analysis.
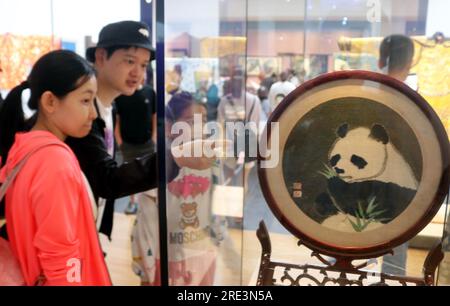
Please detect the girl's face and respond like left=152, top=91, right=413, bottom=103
left=178, top=104, right=207, bottom=125
left=167, top=104, right=195, bottom=140
left=167, top=102, right=208, bottom=141
left=192, top=104, right=207, bottom=123
left=52, top=76, right=98, bottom=138
left=183, top=104, right=207, bottom=141
left=177, top=104, right=195, bottom=125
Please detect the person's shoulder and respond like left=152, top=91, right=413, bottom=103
left=141, top=85, right=155, bottom=97
left=114, top=94, right=130, bottom=107
left=282, top=81, right=296, bottom=89
left=28, top=146, right=83, bottom=195
left=142, top=84, right=154, bottom=91
left=42, top=142, right=73, bottom=157
left=32, top=143, right=78, bottom=172
left=270, top=81, right=282, bottom=89
left=268, top=82, right=281, bottom=93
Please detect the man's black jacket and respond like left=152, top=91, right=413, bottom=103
left=65, top=101, right=176, bottom=239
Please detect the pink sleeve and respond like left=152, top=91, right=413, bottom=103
left=30, top=149, right=83, bottom=286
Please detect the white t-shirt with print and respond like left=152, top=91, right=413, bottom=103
left=95, top=98, right=115, bottom=230
left=96, top=98, right=115, bottom=157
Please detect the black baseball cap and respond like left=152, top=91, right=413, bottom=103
left=86, top=20, right=155, bottom=62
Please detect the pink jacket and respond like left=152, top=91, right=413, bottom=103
left=0, top=131, right=111, bottom=286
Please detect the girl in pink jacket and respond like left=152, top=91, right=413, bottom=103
left=0, top=50, right=111, bottom=286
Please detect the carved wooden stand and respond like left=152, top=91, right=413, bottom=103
left=256, top=221, right=444, bottom=286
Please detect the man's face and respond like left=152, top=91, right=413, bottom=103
left=98, top=47, right=150, bottom=96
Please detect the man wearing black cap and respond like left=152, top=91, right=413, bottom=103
left=66, top=21, right=212, bottom=239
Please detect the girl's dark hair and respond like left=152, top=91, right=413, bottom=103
left=166, top=91, right=194, bottom=122
left=0, top=50, right=95, bottom=160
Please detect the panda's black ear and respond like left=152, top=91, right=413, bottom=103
left=370, top=124, right=389, bottom=144
left=336, top=123, right=349, bottom=138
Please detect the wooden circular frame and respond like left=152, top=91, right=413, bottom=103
left=258, top=70, right=449, bottom=258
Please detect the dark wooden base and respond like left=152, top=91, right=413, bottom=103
left=256, top=221, right=444, bottom=286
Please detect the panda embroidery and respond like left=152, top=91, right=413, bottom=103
left=315, top=123, right=418, bottom=232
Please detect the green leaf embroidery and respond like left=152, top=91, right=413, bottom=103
left=348, top=196, right=388, bottom=232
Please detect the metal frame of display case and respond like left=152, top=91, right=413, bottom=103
left=155, top=0, right=170, bottom=286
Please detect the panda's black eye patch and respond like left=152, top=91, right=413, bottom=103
left=351, top=155, right=368, bottom=169
left=330, top=154, right=341, bottom=166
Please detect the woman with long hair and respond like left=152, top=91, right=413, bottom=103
left=0, top=50, right=111, bottom=286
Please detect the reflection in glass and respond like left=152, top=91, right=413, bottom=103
left=164, top=0, right=247, bottom=285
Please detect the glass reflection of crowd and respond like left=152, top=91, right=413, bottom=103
left=170, top=66, right=303, bottom=124
left=165, top=64, right=303, bottom=187
left=150, top=64, right=303, bottom=285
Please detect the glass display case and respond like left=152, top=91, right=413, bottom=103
left=159, top=0, right=449, bottom=286
left=1, top=0, right=448, bottom=287
left=160, top=0, right=248, bottom=286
